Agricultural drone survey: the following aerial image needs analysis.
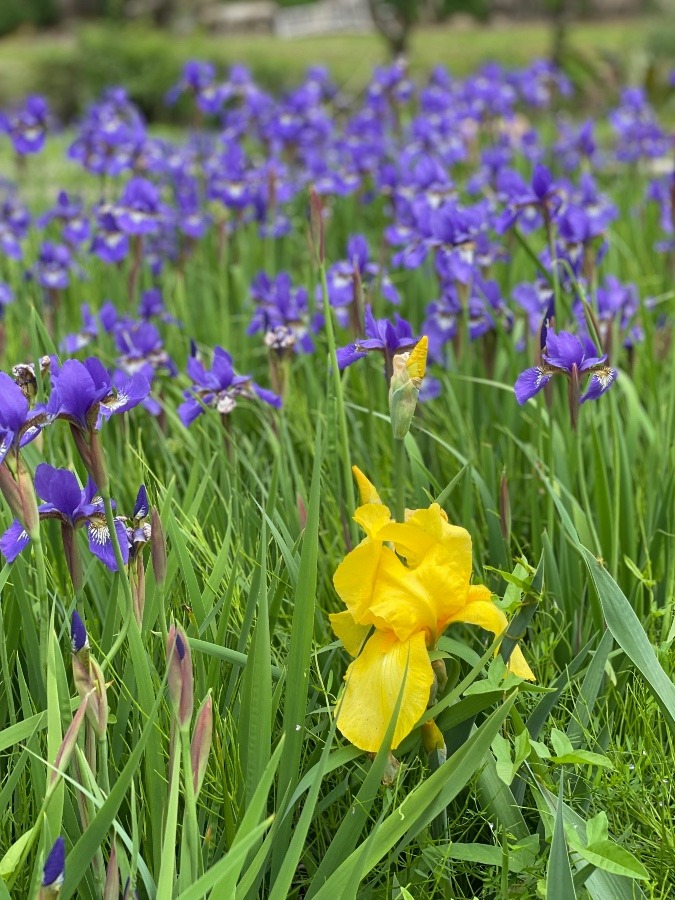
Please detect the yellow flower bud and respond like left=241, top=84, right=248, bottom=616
left=389, top=337, right=428, bottom=440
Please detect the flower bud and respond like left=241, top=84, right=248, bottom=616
left=71, top=610, right=90, bottom=667
left=190, top=692, right=213, bottom=798
left=150, top=507, right=167, bottom=588
left=48, top=696, right=89, bottom=794
left=103, top=841, right=119, bottom=900
left=73, top=656, right=108, bottom=739
left=421, top=719, right=446, bottom=755
left=167, top=624, right=194, bottom=731
left=389, top=337, right=428, bottom=440
left=16, top=457, right=40, bottom=539
left=39, top=836, right=65, bottom=898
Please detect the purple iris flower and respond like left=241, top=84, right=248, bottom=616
left=127, top=484, right=151, bottom=560
left=322, top=235, right=400, bottom=319
left=1, top=95, right=49, bottom=155
left=0, top=282, right=13, bottom=318
left=513, top=280, right=555, bottom=336
left=91, top=208, right=130, bottom=264
left=0, top=372, right=46, bottom=465
left=115, top=178, right=164, bottom=236
left=68, top=87, right=146, bottom=177
left=31, top=241, right=73, bottom=291
left=47, top=357, right=150, bottom=432
left=166, top=61, right=226, bottom=115
left=336, top=306, right=418, bottom=373
left=178, top=346, right=281, bottom=427
left=514, top=329, right=616, bottom=408
left=248, top=272, right=316, bottom=354
left=0, top=191, right=31, bottom=262
left=39, top=191, right=90, bottom=247
left=609, top=88, right=669, bottom=163
left=495, top=164, right=563, bottom=234
left=0, top=464, right=129, bottom=569
left=42, top=836, right=65, bottom=889
left=61, top=304, right=99, bottom=355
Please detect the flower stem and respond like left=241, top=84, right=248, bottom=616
left=318, top=260, right=357, bottom=543
left=100, top=494, right=133, bottom=673
left=34, top=536, right=49, bottom=681
left=180, top=727, right=200, bottom=882
left=393, top=436, right=406, bottom=523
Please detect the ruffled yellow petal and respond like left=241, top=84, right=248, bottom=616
left=329, top=610, right=370, bottom=658
left=352, top=466, right=381, bottom=505
left=353, top=502, right=391, bottom=539
left=378, top=505, right=471, bottom=571
left=336, top=630, right=434, bottom=752
left=443, top=584, right=535, bottom=681
left=367, top=550, right=437, bottom=642
left=333, top=540, right=393, bottom=624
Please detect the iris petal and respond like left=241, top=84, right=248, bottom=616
left=336, top=630, right=434, bottom=752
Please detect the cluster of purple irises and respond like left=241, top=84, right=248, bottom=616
left=1, top=61, right=673, bottom=433
left=0, top=357, right=149, bottom=571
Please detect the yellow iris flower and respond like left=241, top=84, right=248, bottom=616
left=330, top=467, right=535, bottom=753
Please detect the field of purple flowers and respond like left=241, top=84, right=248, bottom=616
left=0, top=57, right=674, bottom=898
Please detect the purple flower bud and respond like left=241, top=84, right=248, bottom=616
left=71, top=610, right=89, bottom=654
left=167, top=624, right=193, bottom=731
left=41, top=836, right=65, bottom=889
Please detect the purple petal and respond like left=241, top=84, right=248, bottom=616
left=177, top=396, right=204, bottom=428
left=0, top=520, right=31, bottom=562
left=42, top=836, right=65, bottom=888
left=514, top=366, right=554, bottom=405
left=336, top=344, right=367, bottom=369
left=87, top=517, right=129, bottom=570
left=580, top=368, right=617, bottom=403
left=34, top=464, right=82, bottom=518
left=252, top=383, right=282, bottom=409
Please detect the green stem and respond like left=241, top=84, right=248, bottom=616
left=393, top=437, right=406, bottom=523
left=318, top=260, right=357, bottom=542
left=98, top=735, right=110, bottom=797
left=100, top=494, right=134, bottom=673
left=180, top=727, right=200, bottom=882
left=34, top=537, right=49, bottom=681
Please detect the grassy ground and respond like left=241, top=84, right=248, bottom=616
left=0, top=16, right=666, bottom=113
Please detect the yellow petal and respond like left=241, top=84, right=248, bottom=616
left=333, top=540, right=388, bottom=624
left=507, top=646, right=536, bottom=681
left=353, top=502, right=391, bottom=539
left=367, top=550, right=437, bottom=642
left=443, top=584, right=535, bottom=681
left=329, top=610, right=370, bottom=658
left=336, top=630, right=434, bottom=752
left=352, top=466, right=381, bottom=505
left=405, top=336, right=428, bottom=386
left=379, top=505, right=471, bottom=571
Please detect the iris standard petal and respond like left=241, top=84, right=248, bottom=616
left=352, top=466, right=381, bottom=505
left=353, top=502, right=391, bottom=539
left=333, top=539, right=388, bottom=624
left=378, top=504, right=470, bottom=569
left=336, top=630, right=434, bottom=752
left=367, top=549, right=438, bottom=642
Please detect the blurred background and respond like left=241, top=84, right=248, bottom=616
left=0, top=0, right=673, bottom=124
